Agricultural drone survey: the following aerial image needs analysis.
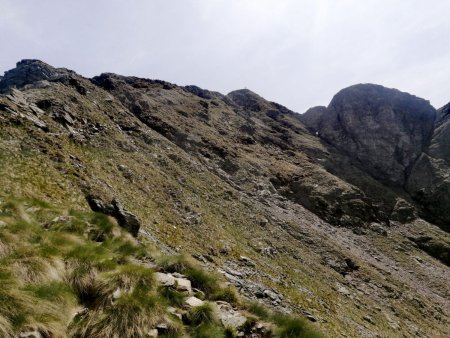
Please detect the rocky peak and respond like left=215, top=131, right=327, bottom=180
left=302, top=83, right=436, bottom=186
left=227, top=89, right=266, bottom=112
left=0, top=59, right=74, bottom=93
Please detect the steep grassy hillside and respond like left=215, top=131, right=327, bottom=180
left=0, top=60, right=449, bottom=337
left=0, top=198, right=322, bottom=337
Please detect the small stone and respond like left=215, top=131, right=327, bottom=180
left=239, top=255, right=256, bottom=267
left=259, top=217, right=269, bottom=226
left=172, top=272, right=186, bottom=278
left=174, top=277, right=192, bottom=293
left=167, top=307, right=183, bottom=320
left=363, top=315, right=375, bottom=325
left=306, top=315, right=317, bottom=322
left=185, top=296, right=204, bottom=308
left=263, top=289, right=279, bottom=301
left=156, top=323, right=168, bottom=334
left=336, top=284, right=351, bottom=296
left=112, top=288, right=121, bottom=299
left=19, top=331, right=43, bottom=338
left=147, top=328, right=158, bottom=337
left=155, top=272, right=175, bottom=287
left=216, top=301, right=247, bottom=329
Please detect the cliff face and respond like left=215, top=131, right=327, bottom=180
left=0, top=60, right=449, bottom=337
left=300, top=84, right=450, bottom=232
left=301, top=84, right=436, bottom=186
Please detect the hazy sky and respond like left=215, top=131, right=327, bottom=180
left=1, top=0, right=450, bottom=113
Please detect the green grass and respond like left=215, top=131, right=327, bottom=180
left=187, top=302, right=217, bottom=326
left=0, top=197, right=323, bottom=337
left=273, top=314, right=323, bottom=338
left=185, top=267, right=220, bottom=296
left=159, top=286, right=186, bottom=307
left=211, top=286, right=239, bottom=305
left=246, top=301, right=271, bottom=320
left=192, top=323, right=225, bottom=338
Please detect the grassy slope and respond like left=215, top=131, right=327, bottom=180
left=0, top=198, right=321, bottom=337
left=0, top=73, right=448, bottom=337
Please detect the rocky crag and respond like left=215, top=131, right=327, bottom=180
left=0, top=60, right=449, bottom=337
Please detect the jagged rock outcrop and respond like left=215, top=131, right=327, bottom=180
left=0, top=59, right=87, bottom=95
left=406, top=102, right=450, bottom=229
left=86, top=194, right=141, bottom=236
left=0, top=60, right=69, bottom=92
left=300, top=84, right=436, bottom=186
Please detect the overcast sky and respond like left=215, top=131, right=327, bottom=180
left=1, top=0, right=450, bottom=113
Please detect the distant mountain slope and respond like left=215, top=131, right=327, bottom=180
left=0, top=60, right=449, bottom=337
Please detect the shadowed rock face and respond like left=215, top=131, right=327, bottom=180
left=302, top=84, right=436, bottom=186
left=407, top=102, right=450, bottom=229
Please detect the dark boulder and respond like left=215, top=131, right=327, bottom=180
left=85, top=194, right=140, bottom=236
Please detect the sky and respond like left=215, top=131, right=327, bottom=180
left=1, top=0, right=450, bottom=113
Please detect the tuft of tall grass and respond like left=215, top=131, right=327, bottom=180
left=93, top=264, right=155, bottom=306
left=273, top=314, right=323, bottom=338
left=191, top=323, right=225, bottom=338
left=159, top=286, right=186, bottom=307
left=246, top=301, right=271, bottom=320
left=70, top=289, right=163, bottom=338
left=157, top=254, right=192, bottom=274
left=187, top=302, right=217, bottom=326
left=211, top=286, right=240, bottom=305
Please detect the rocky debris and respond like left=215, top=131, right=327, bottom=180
left=324, top=256, right=359, bottom=276
left=335, top=283, right=352, bottom=296
left=239, top=255, right=256, bottom=267
left=155, top=272, right=192, bottom=293
left=155, top=323, right=169, bottom=335
left=3, top=59, right=450, bottom=337
left=368, top=223, right=388, bottom=236
left=1, top=88, right=48, bottom=130
left=216, top=301, right=247, bottom=330
left=306, top=314, right=318, bottom=322
left=85, top=195, right=140, bottom=236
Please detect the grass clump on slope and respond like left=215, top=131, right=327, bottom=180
left=0, top=198, right=322, bottom=337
